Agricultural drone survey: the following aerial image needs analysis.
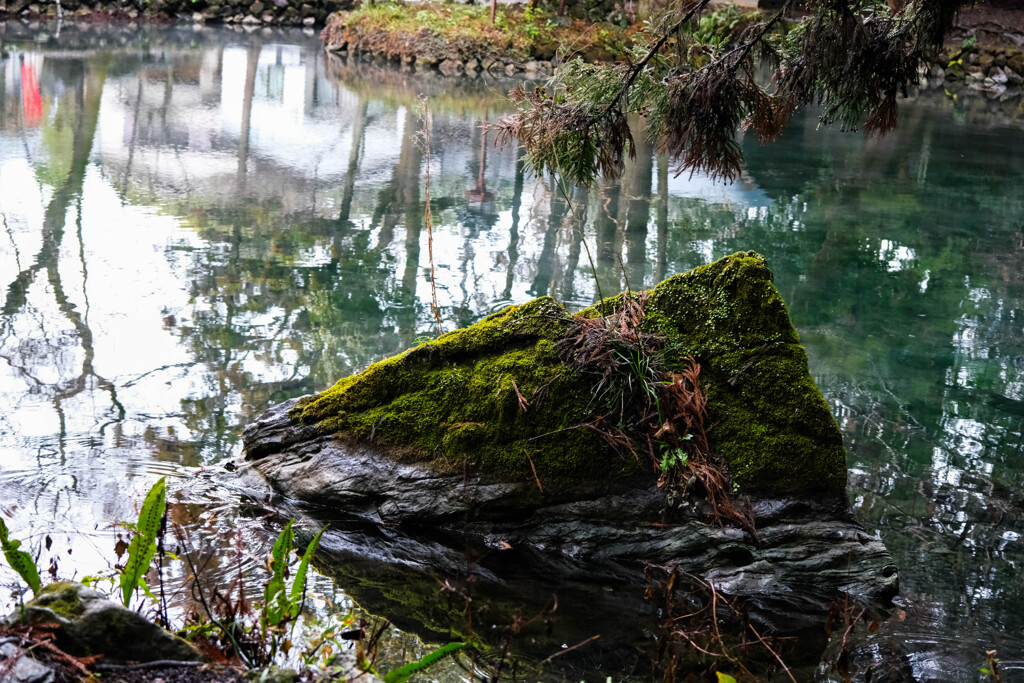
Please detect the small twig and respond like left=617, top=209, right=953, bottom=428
left=523, top=450, right=544, bottom=493
left=510, top=379, right=530, bottom=412
left=748, top=622, right=798, bottom=683
left=93, top=660, right=204, bottom=671
left=418, top=98, right=444, bottom=337
left=538, top=634, right=600, bottom=665
left=727, top=342, right=777, bottom=386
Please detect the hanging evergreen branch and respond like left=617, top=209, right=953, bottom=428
left=492, top=0, right=968, bottom=186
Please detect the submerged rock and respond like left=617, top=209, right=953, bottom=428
left=240, top=252, right=897, bottom=665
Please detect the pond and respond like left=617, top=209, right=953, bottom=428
left=0, top=20, right=1022, bottom=681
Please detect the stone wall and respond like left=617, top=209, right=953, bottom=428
left=0, top=0, right=350, bottom=26
left=932, top=44, right=1024, bottom=94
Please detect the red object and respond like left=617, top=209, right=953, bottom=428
left=20, top=58, right=43, bottom=127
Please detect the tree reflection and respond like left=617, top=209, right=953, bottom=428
left=1, top=54, right=120, bottom=457
left=1, top=30, right=1022, bottom=677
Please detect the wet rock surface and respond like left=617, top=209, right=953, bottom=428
left=239, top=255, right=900, bottom=668
left=0, top=641, right=56, bottom=683
left=240, top=401, right=897, bottom=615
left=236, top=419, right=897, bottom=674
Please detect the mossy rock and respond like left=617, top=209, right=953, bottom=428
left=293, top=251, right=846, bottom=499
left=6, top=581, right=200, bottom=663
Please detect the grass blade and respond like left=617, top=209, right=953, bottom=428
left=288, top=525, right=326, bottom=620
left=262, top=519, right=294, bottom=629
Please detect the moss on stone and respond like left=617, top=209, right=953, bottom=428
left=296, top=252, right=847, bottom=499
left=33, top=581, right=87, bottom=619
left=638, top=251, right=847, bottom=498
left=294, top=296, right=643, bottom=485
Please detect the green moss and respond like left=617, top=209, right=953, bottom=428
left=32, top=581, right=87, bottom=619
left=639, top=251, right=847, bottom=497
left=295, top=297, right=643, bottom=485
left=297, top=252, right=847, bottom=499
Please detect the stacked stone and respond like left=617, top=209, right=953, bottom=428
left=0, top=0, right=350, bottom=26
left=929, top=45, right=1024, bottom=101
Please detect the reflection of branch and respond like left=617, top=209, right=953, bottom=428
left=1, top=212, right=22, bottom=271
left=3, top=57, right=124, bottom=446
left=338, top=96, right=369, bottom=227
left=119, top=74, right=144, bottom=202
left=502, top=148, right=524, bottom=300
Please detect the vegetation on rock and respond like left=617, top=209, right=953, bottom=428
left=321, top=2, right=625, bottom=64
left=293, top=251, right=847, bottom=499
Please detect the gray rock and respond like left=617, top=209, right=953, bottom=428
left=464, top=58, right=479, bottom=71
left=239, top=256, right=898, bottom=661
left=4, top=582, right=200, bottom=664
left=930, top=64, right=944, bottom=79
left=1007, top=68, right=1024, bottom=86
left=241, top=398, right=899, bottom=615
left=0, top=643, right=56, bottom=683
left=986, top=83, right=1007, bottom=99
left=301, top=15, right=314, bottom=25
left=438, top=58, right=463, bottom=76
left=966, top=68, right=985, bottom=83
left=990, top=66, right=1009, bottom=85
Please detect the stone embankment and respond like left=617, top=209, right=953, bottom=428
left=913, top=44, right=1024, bottom=124
left=927, top=44, right=1024, bottom=93
left=318, top=2, right=624, bottom=77
left=0, top=0, right=350, bottom=27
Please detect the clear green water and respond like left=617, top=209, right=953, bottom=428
left=0, top=23, right=1022, bottom=681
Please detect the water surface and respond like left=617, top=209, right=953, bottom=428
left=1, top=21, right=1022, bottom=680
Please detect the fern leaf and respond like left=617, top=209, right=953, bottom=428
left=262, top=519, right=294, bottom=629
left=383, top=642, right=466, bottom=683
left=0, top=518, right=41, bottom=595
left=119, top=476, right=166, bottom=607
left=288, top=525, right=326, bottom=620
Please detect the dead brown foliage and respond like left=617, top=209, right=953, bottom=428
left=0, top=622, right=101, bottom=682
left=646, top=564, right=797, bottom=681
left=557, top=293, right=756, bottom=539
